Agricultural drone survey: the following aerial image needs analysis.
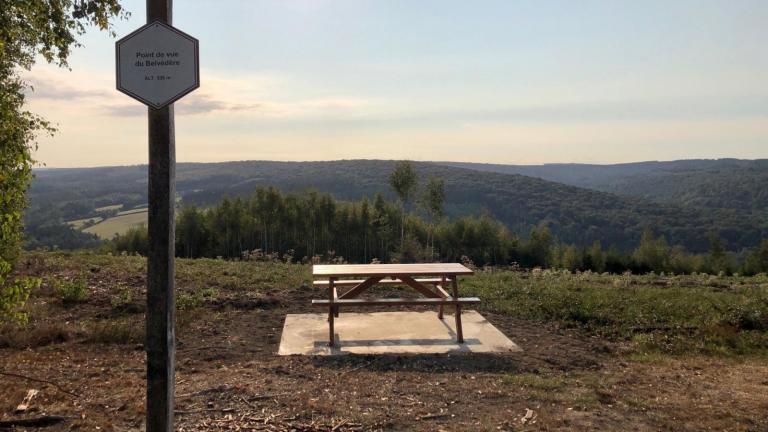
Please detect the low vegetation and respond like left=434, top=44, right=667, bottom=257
left=1, top=252, right=765, bottom=430
left=53, top=276, right=89, bottom=304
left=466, top=269, right=768, bottom=355
left=0, top=269, right=38, bottom=325
left=85, top=318, right=144, bottom=345
left=4, top=252, right=766, bottom=357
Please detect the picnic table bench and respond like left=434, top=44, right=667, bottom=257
left=311, top=263, right=479, bottom=347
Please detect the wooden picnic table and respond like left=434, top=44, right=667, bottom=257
left=311, top=263, right=479, bottom=347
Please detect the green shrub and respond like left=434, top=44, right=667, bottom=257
left=110, top=287, right=133, bottom=309
left=200, top=287, right=219, bottom=299
left=176, top=292, right=203, bottom=310
left=54, top=277, right=89, bottom=304
left=176, top=286, right=219, bottom=310
left=0, top=259, right=40, bottom=324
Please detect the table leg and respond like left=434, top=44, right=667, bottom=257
left=333, top=284, right=339, bottom=318
left=452, top=276, right=464, bottom=343
left=438, top=275, right=446, bottom=320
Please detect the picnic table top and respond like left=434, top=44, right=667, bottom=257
left=312, top=263, right=474, bottom=278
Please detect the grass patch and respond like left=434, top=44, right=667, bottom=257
left=177, top=292, right=204, bottom=310
left=625, top=351, right=669, bottom=364
left=53, top=277, right=89, bottom=304
left=84, top=210, right=147, bottom=239
left=176, top=285, right=221, bottom=310
left=22, top=252, right=768, bottom=356
left=67, top=216, right=103, bottom=229
left=95, top=204, right=124, bottom=212
left=570, top=391, right=601, bottom=410
left=110, top=287, right=134, bottom=309
left=86, top=319, right=144, bottom=345
left=465, top=269, right=768, bottom=355
left=117, top=208, right=147, bottom=216
left=501, top=372, right=613, bottom=409
left=0, top=322, right=75, bottom=348
left=175, top=258, right=309, bottom=293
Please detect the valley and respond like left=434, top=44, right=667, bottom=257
left=28, top=159, right=768, bottom=253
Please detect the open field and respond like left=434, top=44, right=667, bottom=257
left=83, top=209, right=148, bottom=239
left=1, top=252, right=767, bottom=430
left=66, top=216, right=103, bottom=229
left=95, top=204, right=124, bottom=212
left=117, top=208, right=149, bottom=216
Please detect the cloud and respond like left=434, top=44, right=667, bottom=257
left=26, top=83, right=111, bottom=100
left=23, top=69, right=112, bottom=101
left=176, top=93, right=263, bottom=115
left=101, top=93, right=264, bottom=117
left=24, top=63, right=766, bottom=132
left=97, top=87, right=371, bottom=118
left=257, top=97, right=370, bottom=118
left=23, top=66, right=372, bottom=119
left=100, top=103, right=143, bottom=117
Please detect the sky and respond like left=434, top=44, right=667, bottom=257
left=24, top=0, right=768, bottom=168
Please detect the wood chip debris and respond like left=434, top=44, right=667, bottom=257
left=15, top=389, right=39, bottom=413
left=521, top=408, right=536, bottom=424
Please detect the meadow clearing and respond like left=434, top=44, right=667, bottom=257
left=82, top=209, right=148, bottom=240
left=1, top=252, right=766, bottom=431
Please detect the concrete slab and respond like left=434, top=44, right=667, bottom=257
left=278, top=310, right=522, bottom=355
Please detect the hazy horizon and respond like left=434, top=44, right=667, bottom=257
left=33, top=156, right=767, bottom=171
left=24, top=0, right=768, bottom=168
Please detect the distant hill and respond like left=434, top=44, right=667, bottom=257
left=439, top=159, right=768, bottom=211
left=29, top=160, right=768, bottom=252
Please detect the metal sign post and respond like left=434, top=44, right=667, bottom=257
left=115, top=1, right=199, bottom=430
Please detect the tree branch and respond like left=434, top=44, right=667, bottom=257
left=0, top=371, right=79, bottom=398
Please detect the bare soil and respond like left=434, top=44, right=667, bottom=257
left=1, top=256, right=767, bottom=431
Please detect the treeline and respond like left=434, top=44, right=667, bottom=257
left=23, top=204, right=103, bottom=251
left=25, top=223, right=101, bottom=251
left=114, top=186, right=516, bottom=265
left=553, top=231, right=768, bottom=276
left=112, top=186, right=768, bottom=275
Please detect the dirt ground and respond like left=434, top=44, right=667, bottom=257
left=1, top=256, right=767, bottom=431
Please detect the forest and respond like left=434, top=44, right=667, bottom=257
left=27, top=159, right=768, bottom=254
left=446, top=159, right=768, bottom=211
left=111, top=184, right=768, bottom=276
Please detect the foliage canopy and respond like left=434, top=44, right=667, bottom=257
left=0, top=0, right=125, bottom=321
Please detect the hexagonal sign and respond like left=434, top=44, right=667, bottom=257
left=116, top=21, right=199, bottom=109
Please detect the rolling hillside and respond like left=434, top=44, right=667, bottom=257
left=440, top=159, right=768, bottom=211
left=28, top=160, right=768, bottom=252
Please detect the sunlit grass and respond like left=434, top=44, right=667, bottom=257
left=20, top=252, right=768, bottom=355
left=463, top=268, right=768, bottom=355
